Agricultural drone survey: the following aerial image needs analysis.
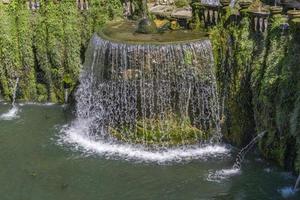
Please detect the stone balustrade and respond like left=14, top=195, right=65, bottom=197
left=202, top=5, right=221, bottom=26
left=249, top=11, right=270, bottom=33
left=1, top=0, right=89, bottom=11
left=191, top=2, right=221, bottom=28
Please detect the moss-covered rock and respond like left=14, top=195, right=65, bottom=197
left=109, top=114, right=210, bottom=146
left=136, top=18, right=157, bottom=34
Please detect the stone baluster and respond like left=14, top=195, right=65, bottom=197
left=77, top=0, right=82, bottom=10
left=258, top=17, right=265, bottom=32
left=85, top=0, right=89, bottom=10
left=253, top=16, right=258, bottom=31
left=214, top=10, right=218, bottom=24
left=264, top=18, right=268, bottom=32
left=209, top=9, right=214, bottom=24
left=202, top=5, right=220, bottom=27
left=204, top=9, right=209, bottom=23
left=191, top=1, right=221, bottom=28
left=77, top=0, right=89, bottom=10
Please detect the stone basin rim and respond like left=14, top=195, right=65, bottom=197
left=98, top=29, right=209, bottom=46
left=95, top=21, right=209, bottom=46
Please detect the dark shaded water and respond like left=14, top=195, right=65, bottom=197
left=0, top=104, right=299, bottom=200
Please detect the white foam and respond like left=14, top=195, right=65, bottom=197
left=0, top=106, right=19, bottom=120
left=19, top=102, right=56, bottom=106
left=58, top=119, right=230, bottom=163
left=278, top=187, right=298, bottom=198
left=207, top=168, right=241, bottom=183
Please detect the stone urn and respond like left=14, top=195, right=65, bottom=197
left=269, top=6, right=283, bottom=15
left=220, top=0, right=230, bottom=7
left=287, top=9, right=300, bottom=19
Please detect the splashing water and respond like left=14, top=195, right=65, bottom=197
left=232, top=131, right=266, bottom=169
left=59, top=34, right=224, bottom=162
left=0, top=78, right=19, bottom=120
left=278, top=187, right=298, bottom=198
left=207, top=132, right=265, bottom=182
left=207, top=168, right=241, bottom=183
left=277, top=173, right=300, bottom=198
left=59, top=118, right=229, bottom=163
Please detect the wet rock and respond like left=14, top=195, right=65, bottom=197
left=136, top=18, right=157, bottom=34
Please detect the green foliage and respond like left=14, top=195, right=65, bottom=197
left=109, top=114, right=209, bottom=146
left=0, top=0, right=123, bottom=103
left=210, top=8, right=300, bottom=171
left=210, top=9, right=256, bottom=146
left=174, top=0, right=189, bottom=8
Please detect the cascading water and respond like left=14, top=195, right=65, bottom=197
left=60, top=34, right=229, bottom=163
left=0, top=77, right=19, bottom=120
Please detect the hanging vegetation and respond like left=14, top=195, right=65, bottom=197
left=0, top=0, right=123, bottom=103
left=210, top=7, right=300, bottom=172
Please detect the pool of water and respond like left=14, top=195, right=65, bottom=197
left=100, top=20, right=208, bottom=44
left=0, top=103, right=299, bottom=200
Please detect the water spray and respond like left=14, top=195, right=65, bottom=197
left=233, top=131, right=266, bottom=169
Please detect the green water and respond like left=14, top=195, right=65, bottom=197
left=0, top=104, right=299, bottom=200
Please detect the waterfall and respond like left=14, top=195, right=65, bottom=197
left=0, top=77, right=19, bottom=120
left=11, top=77, right=19, bottom=107
left=59, top=34, right=228, bottom=162
left=76, top=34, right=221, bottom=144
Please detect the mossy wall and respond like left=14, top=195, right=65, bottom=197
left=210, top=9, right=300, bottom=172
left=0, top=0, right=123, bottom=103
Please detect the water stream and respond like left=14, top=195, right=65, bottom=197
left=0, top=77, right=19, bottom=120
left=295, top=174, right=300, bottom=191
left=207, top=132, right=266, bottom=182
